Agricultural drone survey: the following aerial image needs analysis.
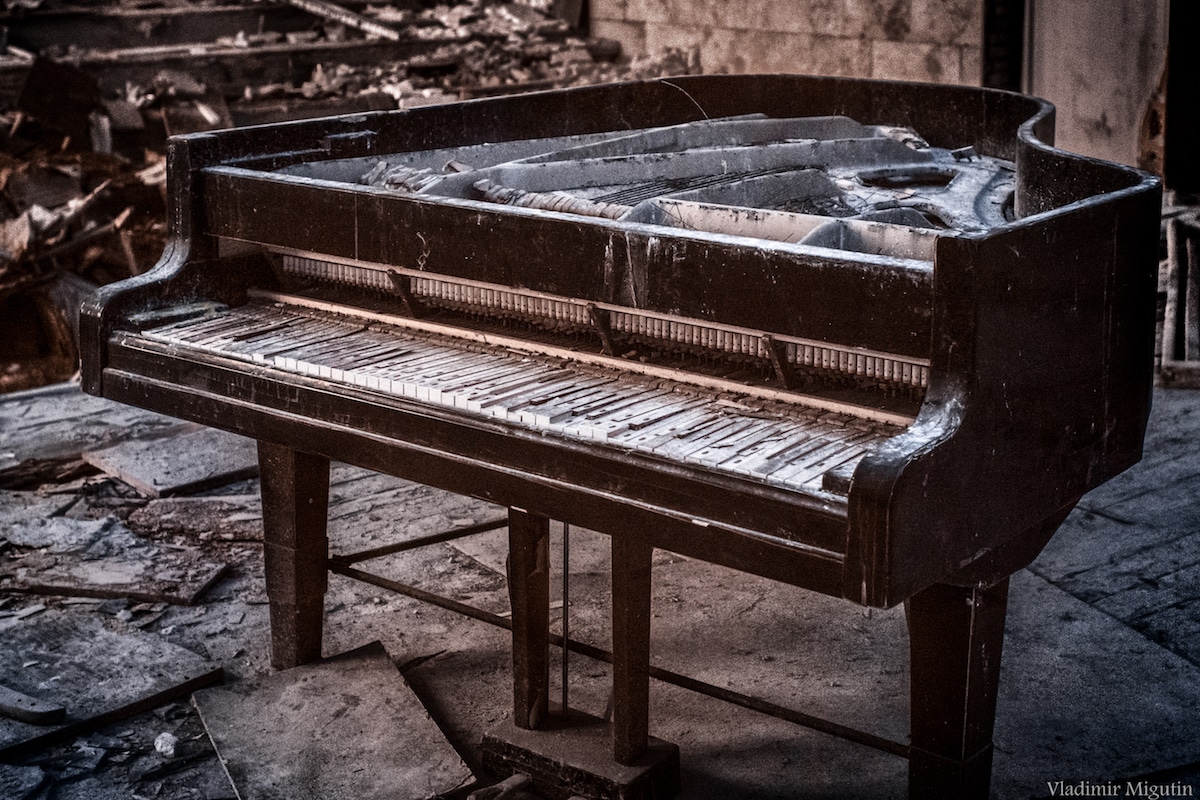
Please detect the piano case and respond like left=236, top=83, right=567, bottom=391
left=80, top=75, right=1161, bottom=798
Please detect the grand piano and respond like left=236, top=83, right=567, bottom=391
left=80, top=75, right=1160, bottom=798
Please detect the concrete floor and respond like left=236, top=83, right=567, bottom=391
left=1, top=382, right=1198, bottom=799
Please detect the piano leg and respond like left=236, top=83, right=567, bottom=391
left=257, top=441, right=331, bottom=670
left=611, top=535, right=653, bottom=765
left=508, top=508, right=551, bottom=730
left=905, top=578, right=1010, bottom=800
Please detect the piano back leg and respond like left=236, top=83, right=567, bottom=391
left=905, top=578, right=1010, bottom=800
left=508, top=508, right=551, bottom=730
left=612, top=535, right=653, bottom=765
left=258, top=441, right=331, bottom=670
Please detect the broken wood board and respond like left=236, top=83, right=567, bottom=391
left=193, top=641, right=473, bottom=800
left=0, top=612, right=223, bottom=758
left=82, top=425, right=258, bottom=497
left=1, top=515, right=229, bottom=605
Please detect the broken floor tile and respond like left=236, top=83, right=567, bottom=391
left=82, top=426, right=258, bottom=498
left=193, top=641, right=473, bottom=800
left=4, top=516, right=111, bottom=551
left=1, top=515, right=228, bottom=605
left=0, top=612, right=223, bottom=757
left=126, top=495, right=263, bottom=542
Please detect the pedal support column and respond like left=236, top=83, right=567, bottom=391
left=509, top=508, right=551, bottom=730
left=611, top=535, right=653, bottom=765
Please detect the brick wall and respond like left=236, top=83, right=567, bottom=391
left=590, top=0, right=984, bottom=85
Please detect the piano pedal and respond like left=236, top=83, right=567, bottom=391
left=481, top=706, right=680, bottom=800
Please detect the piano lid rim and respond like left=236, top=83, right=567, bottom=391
left=201, top=165, right=938, bottom=273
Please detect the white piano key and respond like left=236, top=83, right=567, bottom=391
left=462, top=375, right=548, bottom=411
left=619, top=396, right=710, bottom=433
left=684, top=418, right=784, bottom=466
left=609, top=403, right=716, bottom=449
left=503, top=376, right=603, bottom=415
left=768, top=430, right=878, bottom=487
left=650, top=416, right=751, bottom=461
left=581, top=389, right=663, bottom=420
left=520, top=375, right=614, bottom=406
left=778, top=441, right=875, bottom=490
left=479, top=372, right=577, bottom=416
left=439, top=361, right=524, bottom=392
left=557, top=385, right=630, bottom=418
left=429, top=361, right=522, bottom=402
left=720, top=428, right=826, bottom=478
left=570, top=391, right=675, bottom=433
left=762, top=425, right=851, bottom=465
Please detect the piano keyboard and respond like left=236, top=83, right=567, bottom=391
left=136, top=301, right=908, bottom=494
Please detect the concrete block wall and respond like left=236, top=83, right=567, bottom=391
left=590, top=0, right=984, bottom=85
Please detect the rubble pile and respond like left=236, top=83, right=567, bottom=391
left=0, top=0, right=700, bottom=393
left=0, top=117, right=166, bottom=392
left=229, top=3, right=699, bottom=113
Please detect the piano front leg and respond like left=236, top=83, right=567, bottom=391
left=258, top=442, right=332, bottom=670
left=905, top=578, right=1010, bottom=800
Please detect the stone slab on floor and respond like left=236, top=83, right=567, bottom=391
left=482, top=708, right=680, bottom=800
left=82, top=425, right=258, bottom=497
left=1029, top=387, right=1200, bottom=667
left=992, top=569, right=1200, bottom=800
left=192, top=641, right=474, bottom=800
left=0, top=611, right=223, bottom=757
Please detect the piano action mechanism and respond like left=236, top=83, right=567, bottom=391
left=80, top=75, right=1160, bottom=798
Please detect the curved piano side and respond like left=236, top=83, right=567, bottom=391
left=846, top=105, right=1161, bottom=609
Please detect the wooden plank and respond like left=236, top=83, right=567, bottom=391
left=281, top=0, right=401, bottom=40
left=192, top=641, right=473, bottom=800
left=82, top=425, right=258, bottom=497
left=0, top=612, right=223, bottom=757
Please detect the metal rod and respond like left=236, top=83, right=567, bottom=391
left=332, top=563, right=514, bottom=630
left=330, top=562, right=909, bottom=759
left=331, top=516, right=508, bottom=566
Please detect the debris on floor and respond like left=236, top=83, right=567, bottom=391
left=0, top=0, right=699, bottom=396
left=193, top=640, right=474, bottom=800
left=0, top=764, right=45, bottom=800
left=0, top=612, right=223, bottom=758
left=126, top=494, right=264, bottom=543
